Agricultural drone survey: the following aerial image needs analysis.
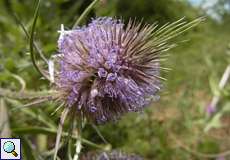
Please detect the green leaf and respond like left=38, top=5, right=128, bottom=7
left=204, top=112, right=223, bottom=132
left=222, top=102, right=230, bottom=112
left=209, top=75, right=221, bottom=96
left=20, top=136, right=37, bottom=160
left=197, top=140, right=219, bottom=154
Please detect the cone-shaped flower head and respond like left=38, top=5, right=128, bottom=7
left=81, top=150, right=143, bottom=160
left=55, top=17, right=202, bottom=124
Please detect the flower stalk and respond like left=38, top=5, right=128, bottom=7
left=206, top=64, right=230, bottom=115
left=73, top=0, right=100, bottom=28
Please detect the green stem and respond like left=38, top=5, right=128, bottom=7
left=0, top=88, right=55, bottom=100
left=73, top=0, right=99, bottom=28
left=37, top=134, right=47, bottom=152
left=12, top=127, right=107, bottom=150
left=73, top=118, right=82, bottom=160
left=30, top=0, right=49, bottom=79
left=14, top=13, right=48, bottom=64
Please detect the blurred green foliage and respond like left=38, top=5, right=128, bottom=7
left=1, top=0, right=230, bottom=159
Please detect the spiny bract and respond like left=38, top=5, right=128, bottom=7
left=55, top=17, right=177, bottom=124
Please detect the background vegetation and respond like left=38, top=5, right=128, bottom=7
left=1, top=0, right=230, bottom=159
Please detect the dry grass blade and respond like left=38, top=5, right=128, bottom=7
left=54, top=107, right=70, bottom=160
left=0, top=98, right=11, bottom=137
left=10, top=74, right=26, bottom=92
left=10, top=96, right=53, bottom=111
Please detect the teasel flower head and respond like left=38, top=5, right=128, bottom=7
left=55, top=17, right=203, bottom=124
left=81, top=150, right=143, bottom=160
